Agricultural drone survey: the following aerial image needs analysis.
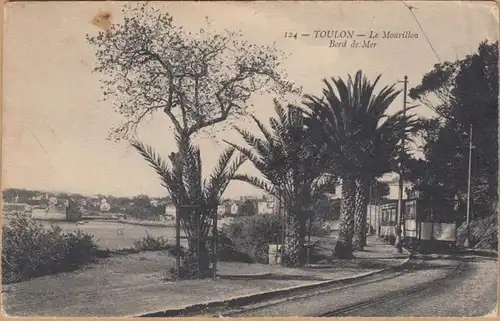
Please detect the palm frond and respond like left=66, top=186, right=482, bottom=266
left=224, top=139, right=265, bottom=169
left=232, top=174, right=276, bottom=196
left=205, top=147, right=247, bottom=203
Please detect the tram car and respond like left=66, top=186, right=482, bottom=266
left=378, top=198, right=457, bottom=252
left=379, top=201, right=398, bottom=245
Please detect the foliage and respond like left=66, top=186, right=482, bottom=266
left=407, top=41, right=498, bottom=222
left=87, top=3, right=299, bottom=141
left=309, top=217, right=333, bottom=237
left=303, top=70, right=417, bottom=255
left=311, top=195, right=337, bottom=221
left=88, top=2, right=299, bottom=279
left=3, top=188, right=39, bottom=203
left=132, top=135, right=246, bottom=278
left=456, top=215, right=497, bottom=250
left=133, top=232, right=173, bottom=251
left=370, top=181, right=390, bottom=203
left=303, top=71, right=417, bottom=185
left=207, top=230, right=254, bottom=263
left=2, top=217, right=103, bottom=284
left=116, top=195, right=165, bottom=220
left=226, top=101, right=336, bottom=266
left=222, top=215, right=283, bottom=264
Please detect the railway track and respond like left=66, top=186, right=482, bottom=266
left=205, top=257, right=426, bottom=317
left=318, top=257, right=465, bottom=317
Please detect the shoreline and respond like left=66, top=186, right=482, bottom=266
left=5, top=216, right=176, bottom=229
left=100, top=219, right=175, bottom=228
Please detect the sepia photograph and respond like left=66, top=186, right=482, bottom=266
left=2, top=1, right=499, bottom=317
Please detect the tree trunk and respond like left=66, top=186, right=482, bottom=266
left=176, top=207, right=213, bottom=279
left=333, top=179, right=355, bottom=259
left=282, top=209, right=304, bottom=267
left=179, top=242, right=211, bottom=279
left=353, top=178, right=370, bottom=251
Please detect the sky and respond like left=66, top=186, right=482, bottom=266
left=3, top=1, right=498, bottom=198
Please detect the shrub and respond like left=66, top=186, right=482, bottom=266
left=223, top=214, right=283, bottom=264
left=170, top=249, right=212, bottom=280
left=207, top=230, right=253, bottom=263
left=2, top=217, right=102, bottom=284
left=309, top=217, right=332, bottom=237
left=133, top=232, right=173, bottom=252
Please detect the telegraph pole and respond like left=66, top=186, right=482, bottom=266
left=368, top=182, right=373, bottom=238
left=175, top=206, right=181, bottom=276
left=395, top=75, right=408, bottom=253
left=464, top=124, right=474, bottom=248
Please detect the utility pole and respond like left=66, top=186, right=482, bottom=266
left=464, top=123, right=474, bottom=248
left=175, top=207, right=181, bottom=276
left=368, top=182, right=373, bottom=239
left=395, top=75, right=408, bottom=253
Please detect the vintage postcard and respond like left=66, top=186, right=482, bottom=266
left=2, top=0, right=498, bottom=317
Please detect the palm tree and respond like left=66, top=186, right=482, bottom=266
left=303, top=70, right=415, bottom=256
left=132, top=135, right=245, bottom=278
left=352, top=120, right=418, bottom=250
left=225, top=101, right=336, bottom=267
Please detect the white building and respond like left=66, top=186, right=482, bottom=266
left=230, top=201, right=243, bottom=215
left=165, top=204, right=176, bottom=218
left=257, top=199, right=274, bottom=215
left=99, top=198, right=110, bottom=212
left=327, top=173, right=413, bottom=201
left=217, top=203, right=230, bottom=216
left=326, top=185, right=342, bottom=200
left=230, top=200, right=256, bottom=216
left=377, top=172, right=413, bottom=200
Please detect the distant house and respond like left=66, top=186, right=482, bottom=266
left=239, top=196, right=260, bottom=201
left=165, top=204, right=176, bottom=218
left=99, top=199, right=111, bottom=212
left=327, top=172, right=413, bottom=202
left=257, top=198, right=274, bottom=215
left=90, top=199, right=100, bottom=208
left=230, top=200, right=256, bottom=216
left=377, top=172, right=413, bottom=200
left=230, top=201, right=244, bottom=215
left=217, top=201, right=231, bottom=217
left=255, top=194, right=282, bottom=215
left=325, top=185, right=343, bottom=200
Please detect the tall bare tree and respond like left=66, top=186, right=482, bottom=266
left=87, top=3, right=299, bottom=278
left=87, top=3, right=299, bottom=142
